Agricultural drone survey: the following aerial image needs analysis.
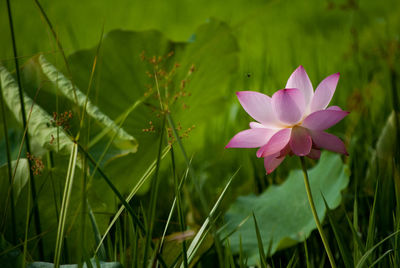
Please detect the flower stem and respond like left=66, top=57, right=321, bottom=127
left=300, top=157, right=336, bottom=268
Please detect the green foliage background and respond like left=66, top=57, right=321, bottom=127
left=0, top=0, right=400, bottom=267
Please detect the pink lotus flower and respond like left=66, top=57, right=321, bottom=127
left=226, top=66, right=349, bottom=174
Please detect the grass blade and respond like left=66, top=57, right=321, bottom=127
left=78, top=143, right=145, bottom=233
left=366, top=182, right=379, bottom=251
left=342, top=206, right=365, bottom=262
left=166, top=113, right=209, bottom=216
left=158, top=147, right=189, bottom=267
left=252, top=212, right=267, bottom=268
left=5, top=0, right=43, bottom=258
left=54, top=143, right=78, bottom=267
left=183, top=170, right=237, bottom=267
left=79, top=143, right=170, bottom=268
left=304, top=240, right=310, bottom=268
left=33, top=0, right=80, bottom=111
left=143, top=116, right=166, bottom=267
left=87, top=200, right=108, bottom=261
left=93, top=146, right=170, bottom=254
left=286, top=250, right=298, bottom=268
left=219, top=214, right=251, bottom=243
left=168, top=112, right=227, bottom=265
left=239, top=235, right=246, bottom=268
left=368, top=249, right=393, bottom=268
left=322, top=195, right=352, bottom=268
left=224, top=238, right=235, bottom=268
left=0, top=71, right=16, bottom=243
left=356, top=230, right=400, bottom=268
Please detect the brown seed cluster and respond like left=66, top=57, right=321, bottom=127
left=142, top=121, right=156, bottom=133
left=140, top=50, right=195, bottom=111
left=26, top=153, right=44, bottom=176
left=179, top=124, right=196, bottom=139
left=51, top=110, right=73, bottom=130
left=166, top=124, right=196, bottom=146
left=140, top=51, right=197, bottom=144
left=170, top=64, right=195, bottom=107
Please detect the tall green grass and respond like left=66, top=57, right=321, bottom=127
left=0, top=0, right=400, bottom=267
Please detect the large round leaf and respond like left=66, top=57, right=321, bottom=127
left=222, top=152, right=350, bottom=265
left=0, top=159, right=29, bottom=205
left=65, top=19, right=238, bottom=195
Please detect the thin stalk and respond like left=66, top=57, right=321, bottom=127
left=47, top=151, right=69, bottom=262
left=54, top=143, right=78, bottom=267
left=86, top=96, right=149, bottom=186
left=158, top=155, right=189, bottom=251
left=87, top=201, right=108, bottom=261
left=47, top=152, right=59, bottom=220
left=0, top=82, right=16, bottom=243
left=75, top=26, right=104, bottom=141
left=32, top=0, right=80, bottom=109
left=123, top=213, right=128, bottom=267
left=78, top=150, right=88, bottom=266
left=0, top=230, right=49, bottom=258
left=132, top=220, right=138, bottom=268
left=22, top=169, right=31, bottom=268
left=166, top=113, right=225, bottom=264
left=166, top=114, right=209, bottom=215
left=143, top=116, right=166, bottom=268
left=390, top=69, right=400, bottom=165
left=252, top=213, right=267, bottom=268
left=6, top=0, right=44, bottom=258
left=93, top=146, right=170, bottom=255
left=300, top=157, right=336, bottom=268
left=77, top=143, right=146, bottom=233
left=183, top=171, right=238, bottom=267
left=77, top=143, right=167, bottom=268
left=304, top=240, right=310, bottom=268
left=171, top=146, right=188, bottom=267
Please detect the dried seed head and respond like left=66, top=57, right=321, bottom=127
left=26, top=153, right=44, bottom=175
left=142, top=121, right=156, bottom=133
left=51, top=110, right=73, bottom=130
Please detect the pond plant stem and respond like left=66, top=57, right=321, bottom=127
left=300, top=157, right=336, bottom=268
left=6, top=0, right=44, bottom=259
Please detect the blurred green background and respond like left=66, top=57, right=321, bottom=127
left=1, top=0, right=400, bottom=266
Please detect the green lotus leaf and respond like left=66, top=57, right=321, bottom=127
left=222, top=152, right=350, bottom=265
left=0, top=66, right=73, bottom=155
